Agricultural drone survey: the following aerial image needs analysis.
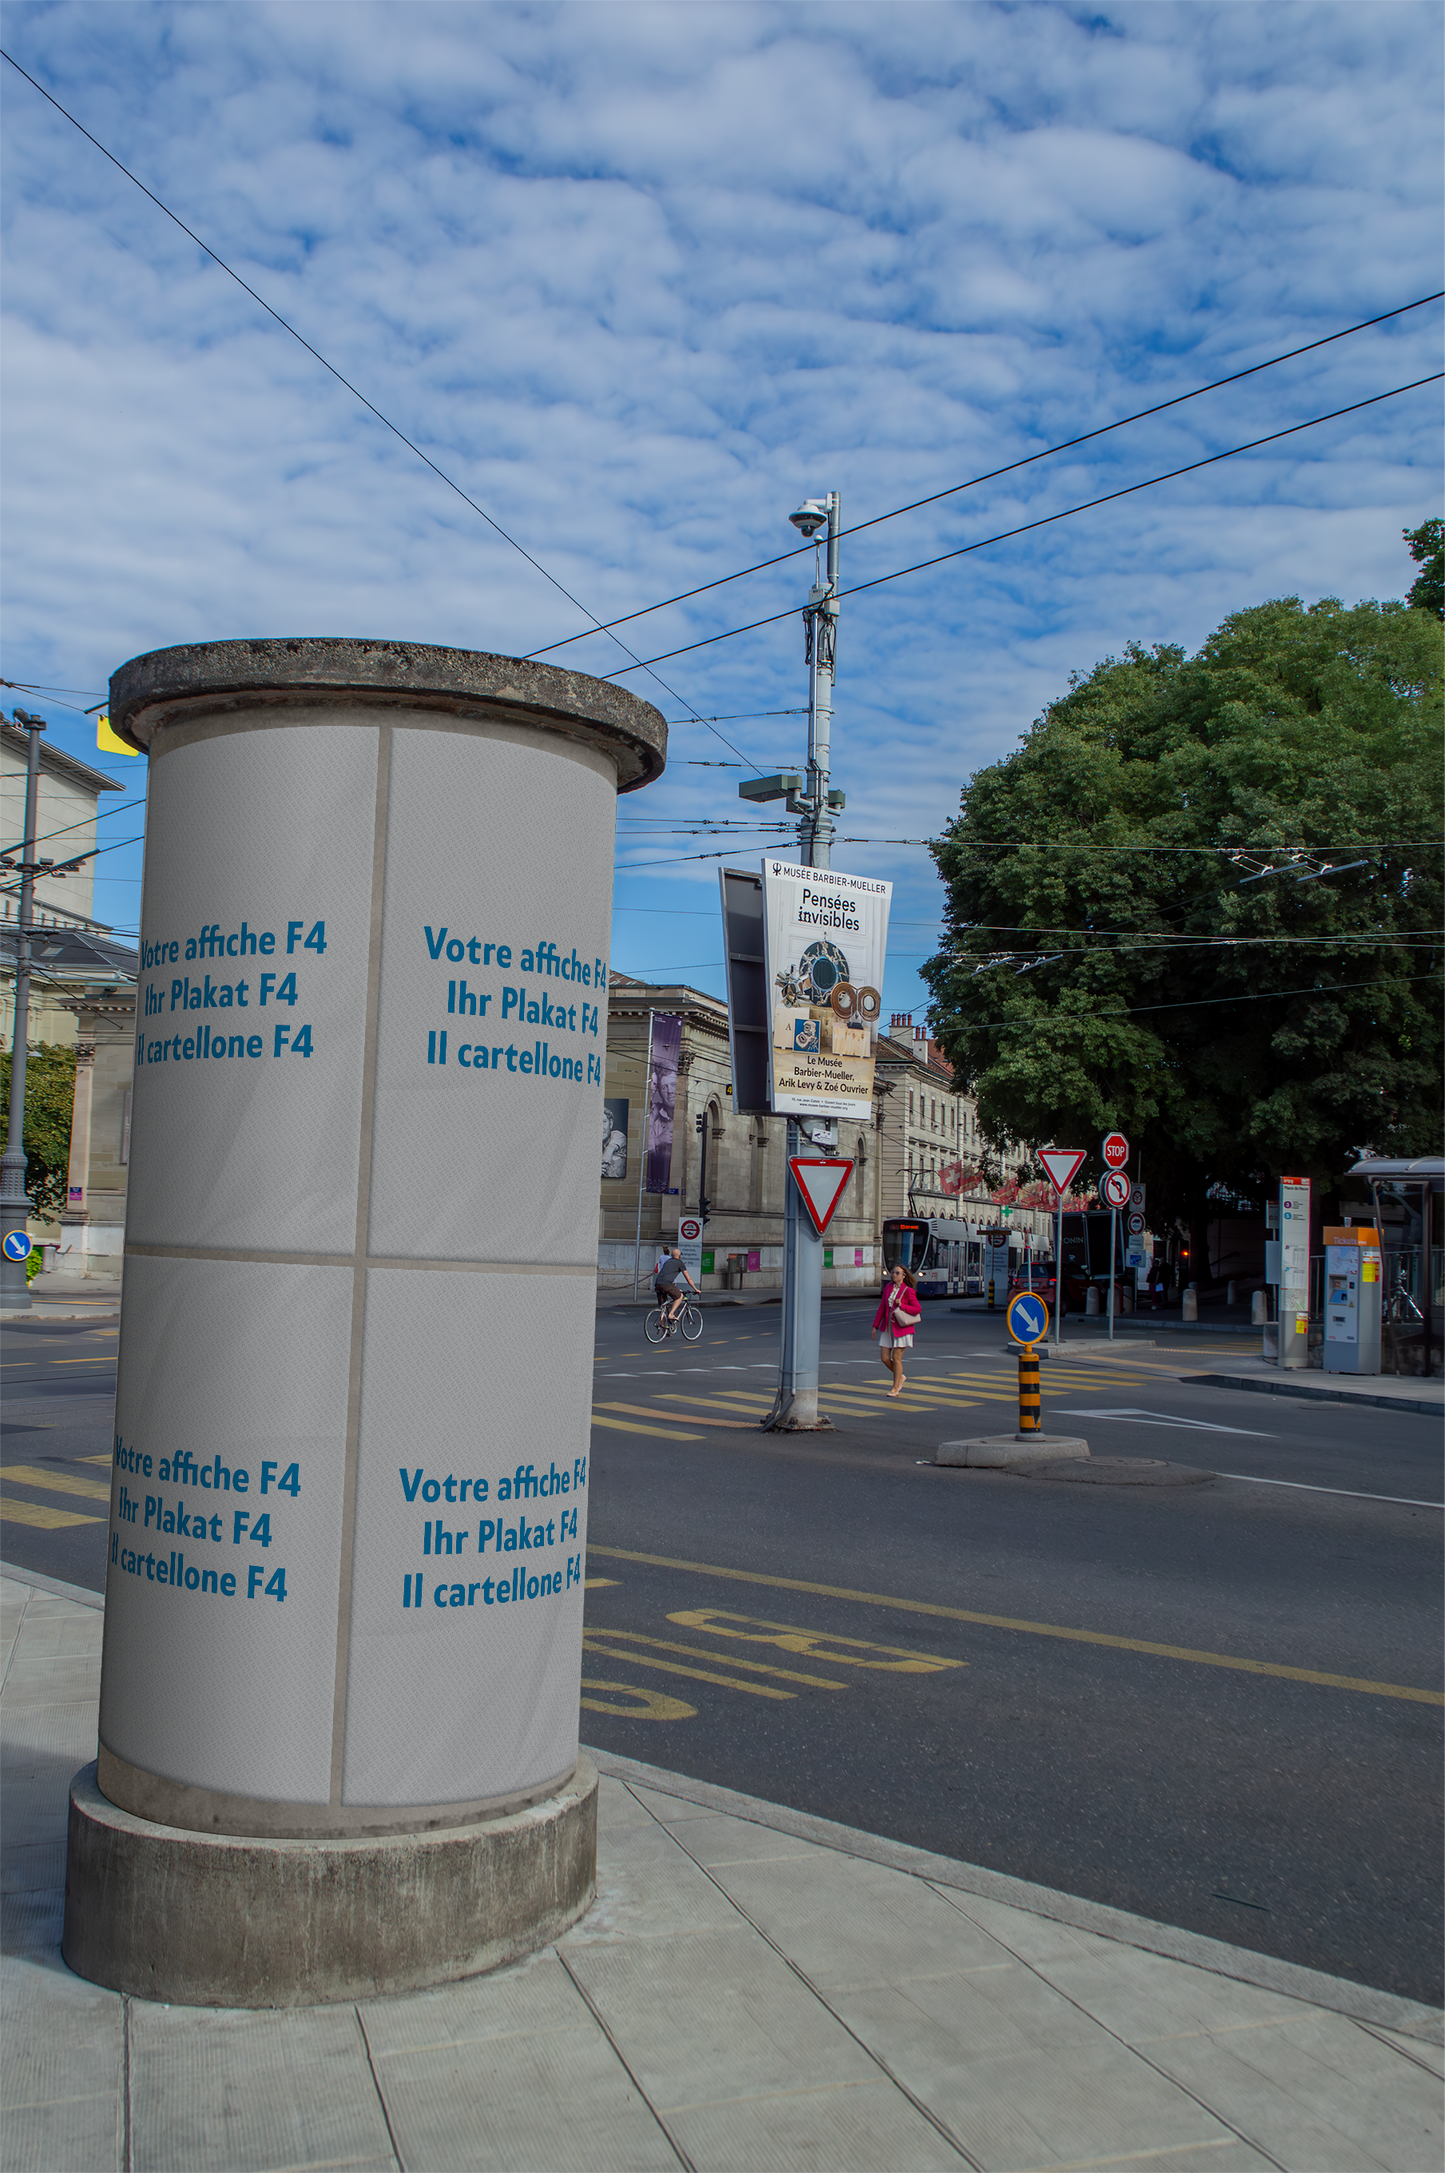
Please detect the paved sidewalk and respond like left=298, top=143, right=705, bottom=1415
left=0, top=1276, right=123, bottom=1324
left=4, top=1569, right=1441, bottom=2172
left=1184, top=1356, right=1444, bottom=1417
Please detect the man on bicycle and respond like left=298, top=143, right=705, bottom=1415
left=654, top=1246, right=699, bottom=1326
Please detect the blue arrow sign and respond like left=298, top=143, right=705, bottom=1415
left=3, top=1229, right=34, bottom=1262
left=1006, top=1289, right=1049, bottom=1346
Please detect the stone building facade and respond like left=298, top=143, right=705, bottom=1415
left=598, top=973, right=881, bottom=1292
left=876, top=1017, right=1053, bottom=1252
left=2, top=720, right=137, bottom=1277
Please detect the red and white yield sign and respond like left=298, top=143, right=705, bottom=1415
left=1101, top=1131, right=1130, bottom=1171
left=789, top=1158, right=855, bottom=1236
left=1038, top=1146, right=1086, bottom=1197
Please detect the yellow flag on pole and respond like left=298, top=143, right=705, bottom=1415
left=96, top=711, right=139, bottom=757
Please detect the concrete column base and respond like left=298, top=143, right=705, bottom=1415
left=936, top=1435, right=1090, bottom=1467
left=62, top=1756, right=598, bottom=2008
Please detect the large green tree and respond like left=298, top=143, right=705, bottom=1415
left=922, top=594, right=1442, bottom=1265
left=1404, top=518, right=1443, bottom=620
left=0, top=1042, right=77, bottom=1220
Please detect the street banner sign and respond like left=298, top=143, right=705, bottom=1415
left=939, top=1160, right=965, bottom=1196
left=642, top=1015, right=682, bottom=1193
left=1038, top=1146, right=1086, bottom=1195
left=1101, top=1169, right=1130, bottom=1209
left=788, top=1157, right=855, bottom=1236
left=1007, top=1289, right=1049, bottom=1345
left=1101, top=1131, right=1129, bottom=1171
left=761, top=859, right=892, bottom=1120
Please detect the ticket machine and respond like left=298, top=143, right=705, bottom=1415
left=1322, top=1226, right=1382, bottom=1375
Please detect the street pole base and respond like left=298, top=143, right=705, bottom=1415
left=764, top=1399, right=834, bottom=1434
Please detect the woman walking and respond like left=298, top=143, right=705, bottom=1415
left=873, top=1265, right=922, bottom=1397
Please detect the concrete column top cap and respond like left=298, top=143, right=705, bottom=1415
left=108, top=637, right=667, bottom=791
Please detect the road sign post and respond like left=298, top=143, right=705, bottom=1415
left=1100, top=1167, right=1130, bottom=1341
left=1038, top=1149, right=1086, bottom=1349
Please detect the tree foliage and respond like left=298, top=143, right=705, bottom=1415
left=1404, top=518, right=1443, bottom=620
left=922, top=595, right=1443, bottom=1248
left=0, top=1043, right=77, bottom=1219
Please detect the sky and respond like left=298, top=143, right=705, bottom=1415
left=2, top=1, right=1441, bottom=1023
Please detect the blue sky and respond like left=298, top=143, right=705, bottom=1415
left=2, top=1, right=1441, bottom=1020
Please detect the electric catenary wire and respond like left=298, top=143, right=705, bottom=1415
left=0, top=49, right=755, bottom=767
left=522, top=292, right=1445, bottom=660
left=599, top=376, right=1444, bottom=676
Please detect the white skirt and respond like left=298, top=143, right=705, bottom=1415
left=879, top=1330, right=914, bottom=1350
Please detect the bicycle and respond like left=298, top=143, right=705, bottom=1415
left=644, top=1298, right=704, bottom=1344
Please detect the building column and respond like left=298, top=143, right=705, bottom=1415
left=53, top=1039, right=95, bottom=1280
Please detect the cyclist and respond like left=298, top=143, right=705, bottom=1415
left=654, top=1246, right=699, bottom=1327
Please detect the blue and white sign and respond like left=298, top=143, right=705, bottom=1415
left=3, top=1229, right=33, bottom=1261
left=1006, top=1289, right=1049, bottom=1345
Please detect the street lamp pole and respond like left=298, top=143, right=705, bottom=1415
left=770, top=493, right=841, bottom=1428
left=1, top=710, right=47, bottom=1309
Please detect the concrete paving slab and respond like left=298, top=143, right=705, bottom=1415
left=665, top=2076, right=967, bottom=2171
left=563, top=1923, right=882, bottom=2108
left=1361, top=2020, right=1445, bottom=2074
left=1137, top=2016, right=1443, bottom=2173
left=639, top=1806, right=825, bottom=1871
left=128, top=2003, right=397, bottom=2173
left=1, top=1957, right=121, bottom=2173
left=363, top=1959, right=677, bottom=2171
left=699, top=1848, right=1014, bottom=1989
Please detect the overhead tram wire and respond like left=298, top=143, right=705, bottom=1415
left=521, top=291, right=1445, bottom=662
left=0, top=51, right=752, bottom=771
left=596, top=375, right=1445, bottom=678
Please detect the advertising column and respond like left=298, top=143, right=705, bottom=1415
left=66, top=641, right=665, bottom=2004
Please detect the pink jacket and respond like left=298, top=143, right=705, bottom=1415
left=873, top=1283, right=922, bottom=1334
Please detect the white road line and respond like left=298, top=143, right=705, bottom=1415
left=1057, top=1407, right=1274, bottom=1438
left=1215, top=1473, right=1443, bottom=1508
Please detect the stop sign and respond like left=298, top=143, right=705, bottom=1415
left=1101, top=1131, right=1129, bottom=1171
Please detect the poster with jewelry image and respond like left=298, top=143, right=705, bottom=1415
left=760, top=858, right=892, bottom=1120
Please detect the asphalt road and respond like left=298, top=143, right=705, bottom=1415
left=586, top=1296, right=1443, bottom=2008
left=4, top=1297, right=1441, bottom=2005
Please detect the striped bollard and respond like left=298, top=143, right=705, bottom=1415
left=1018, top=1340, right=1041, bottom=1433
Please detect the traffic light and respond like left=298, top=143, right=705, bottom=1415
left=699, top=1196, right=712, bottom=1223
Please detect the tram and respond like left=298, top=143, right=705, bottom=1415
left=881, top=1217, right=1008, bottom=1299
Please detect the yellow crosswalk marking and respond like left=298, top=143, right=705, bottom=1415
left=580, top=1633, right=794, bottom=1700
left=0, top=1464, right=112, bottom=1501
left=590, top=1412, right=702, bottom=1441
left=596, top=1401, right=755, bottom=1431
left=81, top=1455, right=114, bottom=1467
left=1, top=1499, right=102, bottom=1529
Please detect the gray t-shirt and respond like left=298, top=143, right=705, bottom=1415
left=655, top=1256, right=687, bottom=1290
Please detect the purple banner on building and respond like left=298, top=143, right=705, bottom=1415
left=643, top=1015, right=682, bottom=1195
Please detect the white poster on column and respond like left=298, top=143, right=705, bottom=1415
left=343, top=723, right=617, bottom=1808
left=102, top=721, right=379, bottom=1803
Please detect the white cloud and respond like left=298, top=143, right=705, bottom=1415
left=1, top=1, right=1439, bottom=1005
